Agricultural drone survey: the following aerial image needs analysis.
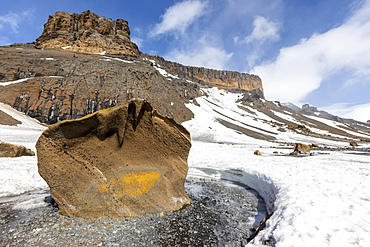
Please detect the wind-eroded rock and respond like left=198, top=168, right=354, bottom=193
left=36, top=99, right=191, bottom=218
left=0, top=141, right=35, bottom=157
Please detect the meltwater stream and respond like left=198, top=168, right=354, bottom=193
left=0, top=168, right=268, bottom=246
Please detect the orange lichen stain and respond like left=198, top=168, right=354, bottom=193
left=97, top=171, right=162, bottom=198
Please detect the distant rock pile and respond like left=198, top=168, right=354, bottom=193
left=36, top=99, right=191, bottom=218
left=0, top=141, right=35, bottom=157
left=36, top=10, right=139, bottom=55
left=290, top=143, right=311, bottom=156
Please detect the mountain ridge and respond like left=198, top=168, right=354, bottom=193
left=0, top=10, right=369, bottom=144
left=0, top=10, right=264, bottom=125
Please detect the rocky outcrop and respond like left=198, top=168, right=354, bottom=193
left=0, top=110, right=21, bottom=126
left=349, top=141, right=358, bottom=147
left=0, top=141, right=35, bottom=157
left=0, top=46, right=199, bottom=124
left=36, top=99, right=191, bottom=218
left=36, top=11, right=139, bottom=56
left=290, top=143, right=310, bottom=156
left=0, top=44, right=264, bottom=125
left=145, top=55, right=264, bottom=96
left=0, top=11, right=265, bottom=125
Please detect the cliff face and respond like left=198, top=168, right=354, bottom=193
left=0, top=46, right=200, bottom=124
left=36, top=10, right=139, bottom=56
left=0, top=11, right=265, bottom=125
left=145, top=55, right=264, bottom=96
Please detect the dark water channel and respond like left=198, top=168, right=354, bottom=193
left=0, top=172, right=267, bottom=246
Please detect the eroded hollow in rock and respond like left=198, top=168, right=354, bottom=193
left=36, top=98, right=191, bottom=218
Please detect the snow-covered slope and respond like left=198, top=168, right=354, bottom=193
left=183, top=88, right=370, bottom=246
left=0, top=102, right=47, bottom=198
left=1, top=87, right=370, bottom=246
left=184, top=87, right=370, bottom=147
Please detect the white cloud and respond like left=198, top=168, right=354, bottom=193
left=322, top=102, right=370, bottom=122
left=150, top=0, right=207, bottom=37
left=251, top=1, right=370, bottom=104
left=243, top=16, right=280, bottom=44
left=0, top=12, right=21, bottom=33
left=0, top=9, right=34, bottom=34
left=131, top=36, right=143, bottom=49
left=0, top=36, right=10, bottom=46
left=165, top=37, right=233, bottom=70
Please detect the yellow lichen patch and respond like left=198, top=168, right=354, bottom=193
left=97, top=183, right=109, bottom=194
left=97, top=171, right=162, bottom=198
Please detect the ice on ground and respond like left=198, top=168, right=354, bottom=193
left=12, top=197, right=48, bottom=210
left=145, top=58, right=180, bottom=80
left=102, top=56, right=134, bottom=63
left=188, top=142, right=370, bottom=247
left=61, top=46, right=71, bottom=50
left=90, top=51, right=106, bottom=55
left=0, top=78, right=29, bottom=86
left=182, top=87, right=370, bottom=246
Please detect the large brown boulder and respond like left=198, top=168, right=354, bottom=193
left=36, top=10, right=139, bottom=56
left=36, top=99, right=191, bottom=218
left=0, top=141, right=35, bottom=157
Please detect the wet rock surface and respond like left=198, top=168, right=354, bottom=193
left=0, top=177, right=267, bottom=246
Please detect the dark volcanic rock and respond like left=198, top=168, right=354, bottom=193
left=36, top=10, right=139, bottom=56
left=36, top=99, right=191, bottom=218
left=0, top=141, right=35, bottom=157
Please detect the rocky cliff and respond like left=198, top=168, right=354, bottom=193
left=0, top=11, right=264, bottom=125
left=144, top=55, right=264, bottom=94
left=36, top=10, right=139, bottom=56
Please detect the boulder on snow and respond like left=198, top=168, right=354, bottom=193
left=349, top=141, right=358, bottom=147
left=0, top=141, right=35, bottom=157
left=254, top=150, right=262, bottom=155
left=36, top=99, right=191, bottom=218
left=290, top=143, right=311, bottom=156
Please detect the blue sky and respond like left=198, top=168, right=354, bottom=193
left=1, top=0, right=370, bottom=122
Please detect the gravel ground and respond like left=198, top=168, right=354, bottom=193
left=0, top=177, right=267, bottom=246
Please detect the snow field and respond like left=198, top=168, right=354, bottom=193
left=187, top=141, right=370, bottom=247
left=0, top=103, right=47, bottom=197
left=1, top=86, right=370, bottom=246
left=183, top=87, right=370, bottom=246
